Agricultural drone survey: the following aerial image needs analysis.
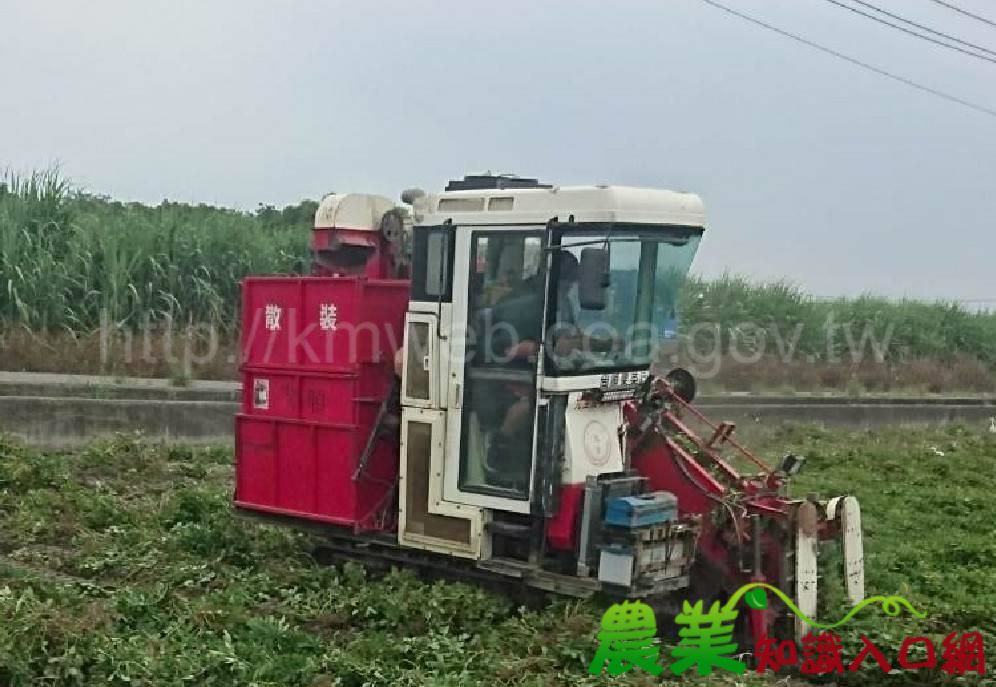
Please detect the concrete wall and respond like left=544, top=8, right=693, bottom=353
left=0, top=396, right=238, bottom=449
left=0, top=372, right=992, bottom=448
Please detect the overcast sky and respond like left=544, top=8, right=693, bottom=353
left=2, top=0, right=994, bottom=303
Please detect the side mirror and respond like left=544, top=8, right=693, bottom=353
left=578, top=247, right=609, bottom=311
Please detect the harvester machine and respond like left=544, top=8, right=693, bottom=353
left=234, top=174, right=865, bottom=643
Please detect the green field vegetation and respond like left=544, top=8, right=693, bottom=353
left=680, top=275, right=996, bottom=369
left=0, top=425, right=993, bottom=685
left=2, top=169, right=994, bottom=390
left=755, top=423, right=996, bottom=684
left=678, top=276, right=996, bottom=392
left=0, top=169, right=309, bottom=335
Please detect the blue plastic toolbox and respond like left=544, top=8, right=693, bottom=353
left=604, top=491, right=678, bottom=528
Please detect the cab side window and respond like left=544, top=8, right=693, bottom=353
left=412, top=227, right=454, bottom=301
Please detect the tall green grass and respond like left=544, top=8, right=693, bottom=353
left=2, top=169, right=994, bottom=371
left=680, top=274, right=996, bottom=367
left=0, top=169, right=309, bottom=335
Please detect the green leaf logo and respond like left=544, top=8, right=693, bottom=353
left=745, top=587, right=768, bottom=610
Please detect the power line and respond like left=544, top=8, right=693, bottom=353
left=697, top=0, right=996, bottom=119
left=843, top=0, right=996, bottom=57
left=926, top=0, right=996, bottom=30
left=820, top=0, right=996, bottom=65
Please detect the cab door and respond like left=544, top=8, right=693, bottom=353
left=444, top=227, right=547, bottom=514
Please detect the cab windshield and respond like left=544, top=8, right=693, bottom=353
left=547, top=226, right=702, bottom=374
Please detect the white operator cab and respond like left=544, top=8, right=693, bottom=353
left=397, top=176, right=705, bottom=560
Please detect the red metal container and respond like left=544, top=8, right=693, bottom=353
left=241, top=277, right=408, bottom=372
left=241, top=364, right=393, bottom=425
left=234, top=415, right=397, bottom=530
left=235, top=274, right=408, bottom=532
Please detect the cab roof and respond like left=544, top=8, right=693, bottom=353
left=413, top=185, right=705, bottom=229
